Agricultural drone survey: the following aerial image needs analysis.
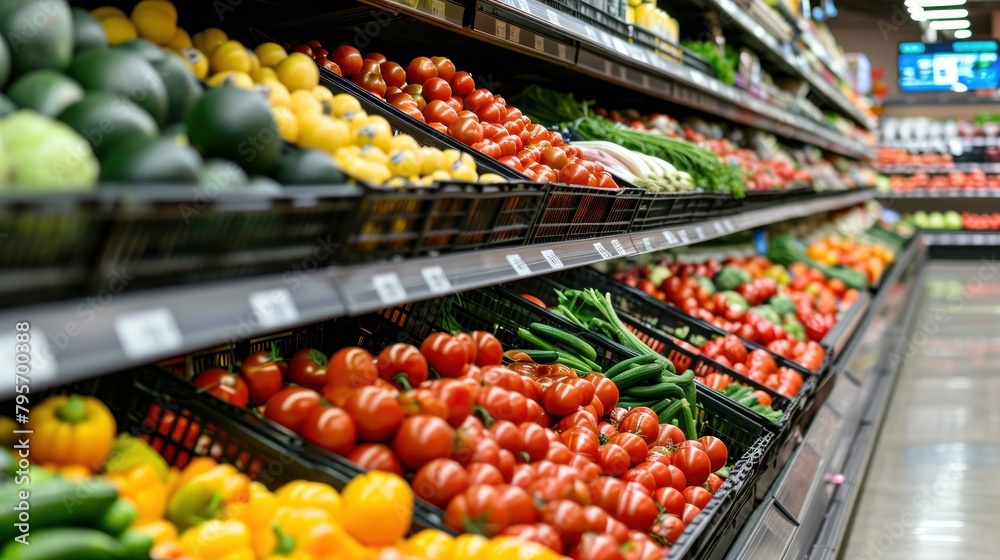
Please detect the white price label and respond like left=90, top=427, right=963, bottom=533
left=695, top=226, right=705, bottom=239
left=541, top=249, right=564, bottom=269
left=713, top=222, right=725, bottom=234
left=663, top=231, right=678, bottom=244
left=421, top=266, right=453, bottom=294
left=495, top=19, right=507, bottom=39
left=678, top=230, right=690, bottom=243
left=507, top=254, right=531, bottom=276
left=509, top=25, right=520, bottom=44
left=249, top=288, right=300, bottom=330
left=114, top=307, right=183, bottom=361
left=611, top=239, right=627, bottom=255
left=534, top=34, right=544, bottom=52
left=642, top=237, right=653, bottom=251
left=428, top=0, right=445, bottom=17
left=594, top=242, right=613, bottom=259
left=372, top=272, right=408, bottom=305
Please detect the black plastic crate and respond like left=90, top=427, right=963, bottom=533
left=632, top=191, right=682, bottom=231
left=529, top=185, right=643, bottom=244
left=342, top=181, right=545, bottom=263
left=94, top=187, right=360, bottom=292
left=29, top=367, right=448, bottom=532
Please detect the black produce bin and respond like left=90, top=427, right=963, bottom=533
left=32, top=367, right=449, bottom=533
left=376, top=287, right=775, bottom=559
left=529, top=185, right=644, bottom=244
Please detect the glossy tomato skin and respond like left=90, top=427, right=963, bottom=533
left=585, top=373, right=619, bottom=413
left=241, top=346, right=287, bottom=405
left=324, top=347, right=378, bottom=406
left=193, top=368, right=249, bottom=407
left=656, top=423, right=686, bottom=447
left=572, top=533, right=624, bottom=560
left=331, top=46, right=363, bottom=76
left=343, top=386, right=403, bottom=442
left=705, top=473, right=724, bottom=493
left=286, top=348, right=328, bottom=391
left=345, top=443, right=403, bottom=475
left=590, top=476, right=625, bottom=514
left=683, top=486, right=713, bottom=509
left=619, top=407, right=659, bottom=445
left=519, top=422, right=550, bottom=461
left=540, top=499, right=588, bottom=549
left=405, top=56, right=437, bottom=83
left=497, top=484, right=537, bottom=526
left=376, top=343, right=428, bottom=390
left=562, top=426, right=600, bottom=461
left=301, top=405, right=356, bottom=455
left=502, top=523, right=563, bottom=552
left=674, top=447, right=712, bottom=487
left=598, top=444, right=631, bottom=477
left=263, top=386, right=321, bottom=433
left=612, top=432, right=649, bottom=467
left=420, top=333, right=469, bottom=377
left=543, top=380, right=585, bottom=417
left=449, top=71, right=475, bottom=96
left=392, top=414, right=456, bottom=470
left=651, top=516, right=686, bottom=546
left=682, top=503, right=702, bottom=524
left=398, top=388, right=449, bottom=420
left=698, top=436, right=729, bottom=472
left=615, top=488, right=658, bottom=531
left=472, top=331, right=503, bottom=366
left=445, top=485, right=510, bottom=537
left=424, top=378, right=475, bottom=427
left=412, top=458, right=470, bottom=508
left=652, top=486, right=686, bottom=517
left=466, top=462, right=505, bottom=486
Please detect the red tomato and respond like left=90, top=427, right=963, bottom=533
left=698, top=436, right=729, bottom=472
left=379, top=61, right=406, bottom=87
left=650, top=516, right=686, bottom=546
left=449, top=116, right=484, bottom=146
left=285, top=348, right=328, bottom=391
left=450, top=71, right=475, bottom=96
left=655, top=423, right=686, bottom=447
left=598, top=421, right=618, bottom=440
left=193, top=368, right=248, bottom=407
left=540, top=499, right=588, bottom=548
left=635, top=460, right=672, bottom=489
left=291, top=44, right=312, bottom=57
left=331, top=46, right=363, bottom=77
left=674, top=447, right=711, bottom=487
left=502, top=523, right=563, bottom=552
left=585, top=373, right=618, bottom=414
left=543, top=380, right=585, bottom=417
left=323, top=347, right=378, bottom=406
left=466, top=462, right=505, bottom=486
left=470, top=331, right=503, bottom=366
left=611, top=432, right=648, bottom=467
left=519, top=422, right=550, bottom=461
left=619, top=407, right=659, bottom=445
left=683, top=486, right=713, bottom=509
left=351, top=70, right=386, bottom=98
left=570, top=454, right=602, bottom=483
left=363, top=52, right=387, bottom=64
left=623, top=467, right=657, bottom=493
left=497, top=484, right=536, bottom=526
left=398, top=388, right=449, bottom=420
left=666, top=465, right=687, bottom=492
left=424, top=378, right=475, bottom=427
left=240, top=345, right=287, bottom=405
left=345, top=443, right=403, bottom=476
left=424, top=99, right=458, bottom=125
left=705, top=473, right=724, bottom=493
left=343, top=386, right=403, bottom=442
left=559, top=409, right=599, bottom=433
left=682, top=503, right=701, bottom=524
left=392, top=414, right=456, bottom=470
left=605, top=517, right=630, bottom=545
left=301, top=405, right=356, bottom=455
left=652, top=486, right=685, bottom=516
left=263, top=386, right=322, bottom=433
left=572, top=533, right=624, bottom=560
left=422, top=76, right=452, bottom=102
left=463, top=88, right=493, bottom=111
left=420, top=332, right=469, bottom=377
left=445, top=485, right=510, bottom=537
left=559, top=162, right=591, bottom=185
left=598, top=443, right=630, bottom=476
left=615, top=488, right=658, bottom=531
left=376, top=343, right=428, bottom=390
left=488, top=419, right=521, bottom=454
left=405, top=56, right=437, bottom=83
left=475, top=102, right=505, bottom=123
left=589, top=476, right=625, bottom=514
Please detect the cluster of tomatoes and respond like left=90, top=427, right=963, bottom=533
left=191, top=329, right=732, bottom=558
left=691, top=335, right=805, bottom=397
left=889, top=170, right=1000, bottom=191
left=291, top=41, right=619, bottom=187
left=962, top=212, right=1000, bottom=230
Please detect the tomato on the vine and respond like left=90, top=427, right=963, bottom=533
left=392, top=414, right=456, bottom=470
left=263, top=386, right=322, bottom=433
left=193, top=367, right=248, bottom=407
left=240, top=344, right=287, bottom=405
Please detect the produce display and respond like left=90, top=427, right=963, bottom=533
left=888, top=170, right=1000, bottom=191
left=613, top=255, right=850, bottom=372
left=905, top=211, right=1000, bottom=231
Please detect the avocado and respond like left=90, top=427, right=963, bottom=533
left=69, top=49, right=169, bottom=126
left=0, top=94, right=16, bottom=117
left=186, top=86, right=281, bottom=175
left=276, top=148, right=347, bottom=185
left=115, top=39, right=166, bottom=63
left=7, top=70, right=84, bottom=117
left=0, top=35, right=9, bottom=89
left=161, top=121, right=187, bottom=140
left=199, top=159, right=248, bottom=190
left=71, top=7, right=107, bottom=55
left=57, top=92, right=158, bottom=158
left=0, top=0, right=73, bottom=76
left=101, top=134, right=203, bottom=184
left=154, top=52, right=202, bottom=125
left=245, top=175, right=283, bottom=194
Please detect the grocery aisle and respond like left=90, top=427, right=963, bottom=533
left=842, top=262, right=1000, bottom=560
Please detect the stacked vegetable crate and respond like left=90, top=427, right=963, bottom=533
left=377, top=287, right=774, bottom=559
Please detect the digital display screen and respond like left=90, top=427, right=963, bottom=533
left=898, top=40, right=999, bottom=92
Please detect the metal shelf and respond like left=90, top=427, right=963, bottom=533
left=0, top=188, right=873, bottom=399
left=704, top=0, right=875, bottom=130
left=360, top=0, right=873, bottom=158
left=874, top=163, right=1000, bottom=175
left=878, top=188, right=1000, bottom=199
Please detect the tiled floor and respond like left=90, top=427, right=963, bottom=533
left=841, top=262, right=1000, bottom=560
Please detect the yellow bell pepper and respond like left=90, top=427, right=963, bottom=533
left=404, top=529, right=453, bottom=559
left=452, top=534, right=489, bottom=560
left=224, top=482, right=278, bottom=559
left=482, top=537, right=563, bottom=560
left=168, top=465, right=249, bottom=531
left=339, top=472, right=412, bottom=547
left=175, top=457, right=218, bottom=491
left=29, top=394, right=116, bottom=472
left=273, top=481, right=341, bottom=521
left=134, top=519, right=178, bottom=546
left=179, top=520, right=255, bottom=560
left=107, top=463, right=170, bottom=523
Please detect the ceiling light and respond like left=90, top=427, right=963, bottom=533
left=918, top=0, right=966, bottom=6
left=930, top=19, right=970, bottom=29
left=912, top=8, right=968, bottom=20
left=954, top=29, right=972, bottom=38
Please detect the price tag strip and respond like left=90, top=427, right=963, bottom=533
left=663, top=231, right=678, bottom=245
left=541, top=249, right=564, bottom=269
left=507, top=254, right=531, bottom=276
left=611, top=239, right=628, bottom=255
left=372, top=272, right=408, bottom=306
left=593, top=242, right=613, bottom=259
left=114, top=307, right=184, bottom=361
left=249, top=288, right=300, bottom=330
left=421, top=266, right=453, bottom=294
